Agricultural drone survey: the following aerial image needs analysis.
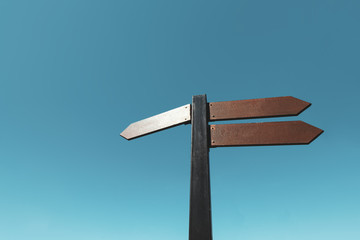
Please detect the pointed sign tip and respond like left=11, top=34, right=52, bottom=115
left=120, top=124, right=133, bottom=140
left=290, top=96, right=312, bottom=116
left=306, top=127, right=324, bottom=144
left=120, top=132, right=129, bottom=140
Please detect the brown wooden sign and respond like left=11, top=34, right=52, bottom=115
left=210, top=121, right=323, bottom=147
left=209, top=96, right=310, bottom=121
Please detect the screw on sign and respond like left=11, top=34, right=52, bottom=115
left=120, top=95, right=323, bottom=240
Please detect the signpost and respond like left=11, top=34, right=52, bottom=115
left=120, top=95, right=323, bottom=240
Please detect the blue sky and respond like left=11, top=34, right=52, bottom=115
left=1, top=0, right=359, bottom=239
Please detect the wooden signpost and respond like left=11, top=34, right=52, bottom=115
left=121, top=95, right=323, bottom=240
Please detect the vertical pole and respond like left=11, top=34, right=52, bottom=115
left=189, top=94, right=212, bottom=240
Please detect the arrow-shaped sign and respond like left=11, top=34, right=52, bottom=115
left=120, top=104, right=190, bottom=140
left=210, top=121, right=323, bottom=147
left=209, top=96, right=310, bottom=121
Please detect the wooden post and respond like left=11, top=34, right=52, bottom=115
left=189, top=94, right=212, bottom=240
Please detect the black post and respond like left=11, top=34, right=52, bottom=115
left=189, top=94, right=212, bottom=240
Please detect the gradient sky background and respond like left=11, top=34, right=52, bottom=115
left=1, top=1, right=360, bottom=239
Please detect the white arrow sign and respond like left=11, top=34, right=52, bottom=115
left=120, top=104, right=191, bottom=140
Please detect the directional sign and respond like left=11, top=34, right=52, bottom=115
left=120, top=104, right=190, bottom=140
left=210, top=121, right=323, bottom=147
left=209, top=96, right=310, bottom=121
left=120, top=95, right=323, bottom=240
